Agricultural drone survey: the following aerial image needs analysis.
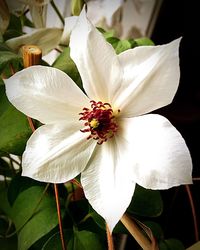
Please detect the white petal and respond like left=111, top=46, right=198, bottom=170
left=114, top=38, right=181, bottom=117
left=60, top=16, right=78, bottom=46
left=22, top=122, right=96, bottom=183
left=81, top=138, right=136, bottom=232
left=70, top=7, right=122, bottom=103
left=29, top=4, right=47, bottom=28
left=5, top=66, right=89, bottom=124
left=6, top=28, right=62, bottom=55
left=120, top=114, right=192, bottom=189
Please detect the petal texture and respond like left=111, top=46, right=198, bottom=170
left=120, top=114, right=192, bottom=189
left=81, top=138, right=136, bottom=231
left=22, top=122, right=96, bottom=183
left=114, top=38, right=181, bottom=117
left=70, top=7, right=122, bottom=103
left=5, top=66, right=89, bottom=124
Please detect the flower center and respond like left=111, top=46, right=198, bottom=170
left=79, top=100, right=120, bottom=144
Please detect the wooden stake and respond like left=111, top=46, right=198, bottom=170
left=22, top=45, right=42, bottom=68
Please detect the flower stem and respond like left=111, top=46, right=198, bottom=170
left=185, top=185, right=199, bottom=241
left=54, top=183, right=67, bottom=250
left=106, top=223, right=115, bottom=250
left=50, top=0, right=65, bottom=25
left=120, top=214, right=152, bottom=250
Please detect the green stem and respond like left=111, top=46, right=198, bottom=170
left=50, top=0, right=65, bottom=25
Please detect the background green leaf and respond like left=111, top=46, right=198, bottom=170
left=0, top=181, right=17, bottom=250
left=135, top=37, right=155, bottom=46
left=42, top=229, right=105, bottom=250
left=0, top=51, right=22, bottom=74
left=159, top=238, right=185, bottom=250
left=52, top=47, right=83, bottom=90
left=127, top=185, right=163, bottom=217
left=0, top=85, right=32, bottom=155
left=10, top=185, right=62, bottom=250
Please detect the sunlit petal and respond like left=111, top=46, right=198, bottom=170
left=70, top=7, right=122, bottom=103
left=22, top=122, right=96, bottom=183
left=5, top=66, right=89, bottom=124
left=119, top=114, right=192, bottom=189
left=114, top=38, right=181, bottom=117
left=81, top=137, right=136, bottom=231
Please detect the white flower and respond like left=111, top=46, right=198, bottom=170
left=5, top=28, right=63, bottom=55
left=5, top=8, right=192, bottom=231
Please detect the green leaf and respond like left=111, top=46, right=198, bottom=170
left=0, top=33, right=3, bottom=43
left=0, top=215, right=17, bottom=250
left=0, top=181, right=12, bottom=215
left=143, top=221, right=164, bottom=240
left=52, top=47, right=83, bottom=90
left=106, top=37, right=120, bottom=49
left=0, top=51, right=22, bottom=74
left=20, top=14, right=34, bottom=28
left=135, top=37, right=155, bottom=46
left=3, top=14, right=23, bottom=41
left=127, top=185, right=163, bottom=217
left=88, top=208, right=105, bottom=231
left=159, top=238, right=185, bottom=250
left=7, top=175, right=42, bottom=206
left=97, top=27, right=115, bottom=39
left=106, top=37, right=137, bottom=54
left=0, top=85, right=32, bottom=155
left=0, top=158, right=14, bottom=178
left=0, top=42, right=10, bottom=51
left=43, top=229, right=105, bottom=250
left=69, top=229, right=105, bottom=250
left=0, top=236, right=18, bottom=250
left=10, top=185, right=62, bottom=250
left=42, top=230, right=72, bottom=250
left=115, top=39, right=133, bottom=54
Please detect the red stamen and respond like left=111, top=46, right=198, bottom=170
left=79, top=100, right=119, bottom=144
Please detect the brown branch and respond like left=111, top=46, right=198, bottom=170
left=54, top=184, right=66, bottom=250
left=106, top=224, right=115, bottom=250
left=185, top=185, right=199, bottom=242
left=121, top=214, right=152, bottom=250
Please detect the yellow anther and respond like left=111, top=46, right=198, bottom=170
left=89, top=119, right=99, bottom=129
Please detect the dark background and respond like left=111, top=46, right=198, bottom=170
left=126, top=0, right=200, bottom=248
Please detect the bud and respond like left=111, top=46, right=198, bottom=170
left=71, top=0, right=84, bottom=16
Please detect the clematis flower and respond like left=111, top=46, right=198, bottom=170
left=5, top=8, right=192, bottom=231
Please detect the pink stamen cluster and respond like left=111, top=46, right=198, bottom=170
left=79, top=100, right=119, bottom=144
